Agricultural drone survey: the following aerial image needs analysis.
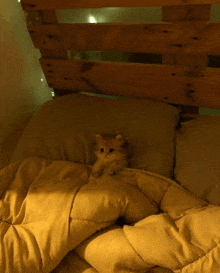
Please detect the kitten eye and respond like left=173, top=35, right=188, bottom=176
left=100, top=148, right=104, bottom=153
left=109, top=148, right=115, bottom=153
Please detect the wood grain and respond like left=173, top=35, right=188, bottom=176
left=40, top=58, right=220, bottom=108
left=162, top=5, right=211, bottom=21
left=22, top=1, right=220, bottom=108
left=28, top=21, right=220, bottom=55
left=21, top=0, right=220, bottom=11
left=39, top=10, right=68, bottom=59
left=162, top=4, right=210, bottom=117
left=39, top=10, right=69, bottom=99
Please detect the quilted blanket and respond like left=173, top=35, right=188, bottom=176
left=1, top=157, right=220, bottom=273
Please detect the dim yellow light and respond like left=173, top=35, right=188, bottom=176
left=89, top=16, right=97, bottom=23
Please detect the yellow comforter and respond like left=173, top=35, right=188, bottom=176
left=0, top=157, right=219, bottom=273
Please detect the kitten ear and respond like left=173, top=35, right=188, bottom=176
left=95, top=134, right=103, bottom=141
left=116, top=134, right=123, bottom=143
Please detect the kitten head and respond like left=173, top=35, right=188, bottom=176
left=95, top=134, right=127, bottom=162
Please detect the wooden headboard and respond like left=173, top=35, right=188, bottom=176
left=21, top=0, right=220, bottom=117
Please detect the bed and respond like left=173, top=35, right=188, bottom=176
left=1, top=1, right=220, bottom=272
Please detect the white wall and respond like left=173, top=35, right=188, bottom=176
left=0, top=0, right=52, bottom=168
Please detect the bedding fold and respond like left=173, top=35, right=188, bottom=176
left=0, top=157, right=220, bottom=273
left=0, top=158, right=86, bottom=272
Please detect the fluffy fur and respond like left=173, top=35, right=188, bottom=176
left=91, top=134, right=128, bottom=177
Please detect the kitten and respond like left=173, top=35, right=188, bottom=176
left=91, top=134, right=128, bottom=177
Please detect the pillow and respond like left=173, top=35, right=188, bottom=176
left=11, top=93, right=179, bottom=178
left=175, top=116, right=220, bottom=206
left=0, top=115, right=31, bottom=170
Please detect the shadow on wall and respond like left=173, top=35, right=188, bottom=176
left=0, top=0, right=52, bottom=168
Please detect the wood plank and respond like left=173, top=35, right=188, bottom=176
left=39, top=58, right=220, bottom=108
left=162, top=4, right=211, bottom=21
left=24, top=10, right=42, bottom=25
left=162, top=53, right=207, bottom=66
left=180, top=105, right=200, bottom=121
left=41, top=10, right=58, bottom=24
left=28, top=22, right=220, bottom=55
left=162, top=5, right=210, bottom=117
left=25, top=10, right=58, bottom=25
left=39, top=58, right=205, bottom=79
left=21, top=0, right=220, bottom=11
left=39, top=10, right=68, bottom=59
left=39, top=10, right=69, bottom=98
left=40, top=49, right=68, bottom=59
